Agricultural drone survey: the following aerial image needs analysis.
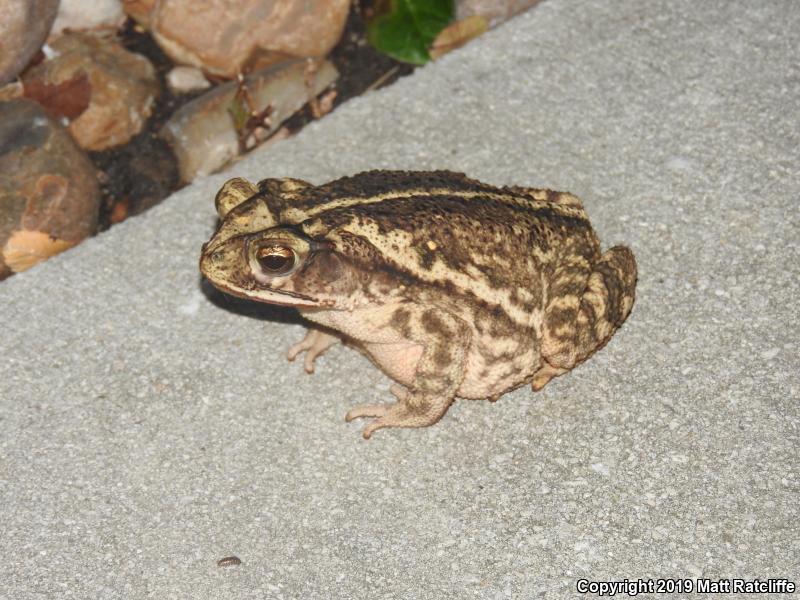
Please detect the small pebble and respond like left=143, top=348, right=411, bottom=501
left=166, top=66, right=211, bottom=94
left=217, top=556, right=242, bottom=567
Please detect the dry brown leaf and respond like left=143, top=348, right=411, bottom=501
left=110, top=198, right=130, bottom=224
left=3, top=230, right=76, bottom=273
left=23, top=71, right=92, bottom=121
left=311, top=89, right=337, bottom=119
left=429, top=15, right=489, bottom=60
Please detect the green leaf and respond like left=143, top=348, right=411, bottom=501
left=367, top=0, right=455, bottom=65
left=227, top=95, right=250, bottom=133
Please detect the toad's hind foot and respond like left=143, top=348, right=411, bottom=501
left=345, top=386, right=453, bottom=439
left=531, top=361, right=568, bottom=391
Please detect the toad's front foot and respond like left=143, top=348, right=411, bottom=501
left=345, top=384, right=453, bottom=439
left=286, top=328, right=339, bottom=373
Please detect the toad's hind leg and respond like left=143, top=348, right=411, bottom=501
left=345, top=309, right=470, bottom=439
left=345, top=384, right=454, bottom=440
left=533, top=245, right=637, bottom=390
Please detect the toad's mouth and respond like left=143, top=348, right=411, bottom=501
left=206, top=278, right=324, bottom=308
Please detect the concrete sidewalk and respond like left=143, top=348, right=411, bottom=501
left=1, top=1, right=798, bottom=598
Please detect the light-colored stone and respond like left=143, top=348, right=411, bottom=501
left=166, top=65, right=211, bottom=95
left=51, top=0, right=126, bottom=35
left=0, top=0, right=59, bottom=84
left=124, top=0, right=350, bottom=78
left=0, top=99, right=100, bottom=279
left=0, top=80, right=24, bottom=101
left=161, top=59, right=337, bottom=183
left=22, top=32, right=160, bottom=151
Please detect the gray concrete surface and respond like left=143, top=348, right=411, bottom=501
left=2, top=1, right=798, bottom=598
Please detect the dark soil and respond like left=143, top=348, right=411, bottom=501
left=90, top=5, right=415, bottom=231
left=286, top=2, right=415, bottom=131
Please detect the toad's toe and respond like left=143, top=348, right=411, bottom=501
left=345, top=404, right=391, bottom=422
left=286, top=329, right=339, bottom=373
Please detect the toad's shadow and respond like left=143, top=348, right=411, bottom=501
left=198, top=276, right=304, bottom=326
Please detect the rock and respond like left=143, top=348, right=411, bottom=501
left=22, top=32, right=160, bottom=151
left=0, top=81, right=24, bottom=102
left=124, top=0, right=350, bottom=78
left=51, top=0, right=127, bottom=35
left=121, top=0, right=156, bottom=28
left=161, top=59, right=337, bottom=183
left=166, top=66, right=211, bottom=95
left=0, top=0, right=60, bottom=85
left=456, top=0, right=544, bottom=28
left=0, top=99, right=101, bottom=279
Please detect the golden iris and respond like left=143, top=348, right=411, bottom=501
left=256, top=245, right=295, bottom=274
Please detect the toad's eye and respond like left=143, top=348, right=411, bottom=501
left=255, top=245, right=295, bottom=274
